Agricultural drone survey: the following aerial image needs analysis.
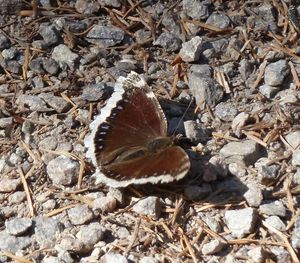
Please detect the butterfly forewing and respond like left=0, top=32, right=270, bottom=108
left=93, top=80, right=167, bottom=166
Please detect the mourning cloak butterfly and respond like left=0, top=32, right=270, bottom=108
left=85, top=72, right=190, bottom=187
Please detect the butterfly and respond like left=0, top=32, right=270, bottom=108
left=85, top=71, right=190, bottom=187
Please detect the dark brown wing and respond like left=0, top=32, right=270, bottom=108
left=93, top=74, right=167, bottom=166
left=101, top=146, right=190, bottom=187
left=86, top=72, right=190, bottom=187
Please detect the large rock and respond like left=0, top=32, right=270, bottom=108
left=46, top=156, right=79, bottom=186
left=220, top=140, right=261, bottom=165
left=224, top=208, right=257, bottom=238
left=188, top=73, right=224, bottom=109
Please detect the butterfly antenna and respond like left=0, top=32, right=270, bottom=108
left=172, top=97, right=194, bottom=137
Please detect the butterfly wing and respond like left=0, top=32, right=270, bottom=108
left=86, top=72, right=167, bottom=166
left=85, top=72, right=190, bottom=187
left=102, top=146, right=190, bottom=187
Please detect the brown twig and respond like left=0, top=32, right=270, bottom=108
left=0, top=251, right=33, bottom=263
left=178, top=227, right=198, bottom=263
left=182, top=19, right=233, bottom=34
left=124, top=218, right=141, bottom=256
left=262, top=221, right=300, bottom=263
left=288, top=61, right=300, bottom=89
left=45, top=204, right=77, bottom=217
left=251, top=60, right=267, bottom=90
left=18, top=166, right=35, bottom=217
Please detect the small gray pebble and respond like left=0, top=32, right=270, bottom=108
left=32, top=76, right=45, bottom=89
left=206, top=13, right=231, bottom=29
left=214, top=102, right=238, bottom=122
left=264, top=60, right=290, bottom=86
left=42, top=256, right=61, bottom=263
left=43, top=255, right=69, bottom=263
left=247, top=247, right=265, bottom=263
left=239, top=59, right=254, bottom=80
left=265, top=51, right=285, bottom=62
left=259, top=201, right=286, bottom=217
left=5, top=218, right=32, bottom=236
left=257, top=163, right=281, bottom=184
left=8, top=191, right=26, bottom=204
left=285, top=131, right=300, bottom=149
left=183, top=0, right=210, bottom=20
left=39, top=23, right=60, bottom=46
left=153, top=32, right=182, bottom=52
left=184, top=120, right=209, bottom=143
left=115, top=60, right=137, bottom=73
left=200, top=214, right=221, bottom=232
left=75, top=0, right=100, bottom=14
left=68, top=204, right=94, bottom=225
left=259, top=84, right=281, bottom=98
left=76, top=222, right=104, bottom=248
left=0, top=33, right=10, bottom=50
left=203, top=156, right=228, bottom=182
left=86, top=25, right=124, bottom=47
left=0, top=117, right=13, bottom=128
left=228, top=163, right=246, bottom=178
left=269, top=246, right=291, bottom=263
left=32, top=40, right=48, bottom=50
left=292, top=218, right=300, bottom=249
left=42, top=58, right=59, bottom=75
left=224, top=208, right=257, bottom=238
left=98, top=0, right=121, bottom=8
left=202, top=239, right=225, bottom=255
left=179, top=36, right=203, bottom=62
left=0, top=230, right=31, bottom=253
left=102, top=252, right=128, bottom=263
left=1, top=59, right=21, bottom=74
left=93, top=196, right=117, bottom=212
left=2, top=47, right=17, bottom=59
left=132, top=196, right=161, bottom=219
left=231, top=112, right=250, bottom=136
left=29, top=57, right=44, bottom=73
left=203, top=38, right=229, bottom=58
left=7, top=153, right=22, bottom=166
left=190, top=64, right=212, bottom=76
left=17, top=95, right=51, bottom=112
left=220, top=140, right=261, bottom=165
left=0, top=178, right=21, bottom=193
left=140, top=256, right=159, bottom=263
left=81, top=83, right=109, bottom=102
left=224, top=255, right=241, bottom=263
left=161, top=12, right=181, bottom=37
left=39, top=92, right=70, bottom=113
left=243, top=185, right=263, bottom=207
left=264, top=216, right=286, bottom=231
left=292, top=150, right=300, bottom=167
left=22, top=120, right=35, bottom=134
left=293, top=169, right=300, bottom=185
left=59, top=237, right=86, bottom=253
left=42, top=199, right=56, bottom=210
left=34, top=216, right=63, bottom=247
left=39, top=136, right=58, bottom=151
left=116, top=227, right=130, bottom=239
left=47, top=156, right=79, bottom=186
left=52, top=44, right=79, bottom=69
left=188, top=73, right=224, bottom=109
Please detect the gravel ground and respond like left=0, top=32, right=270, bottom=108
left=1, top=0, right=300, bottom=262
